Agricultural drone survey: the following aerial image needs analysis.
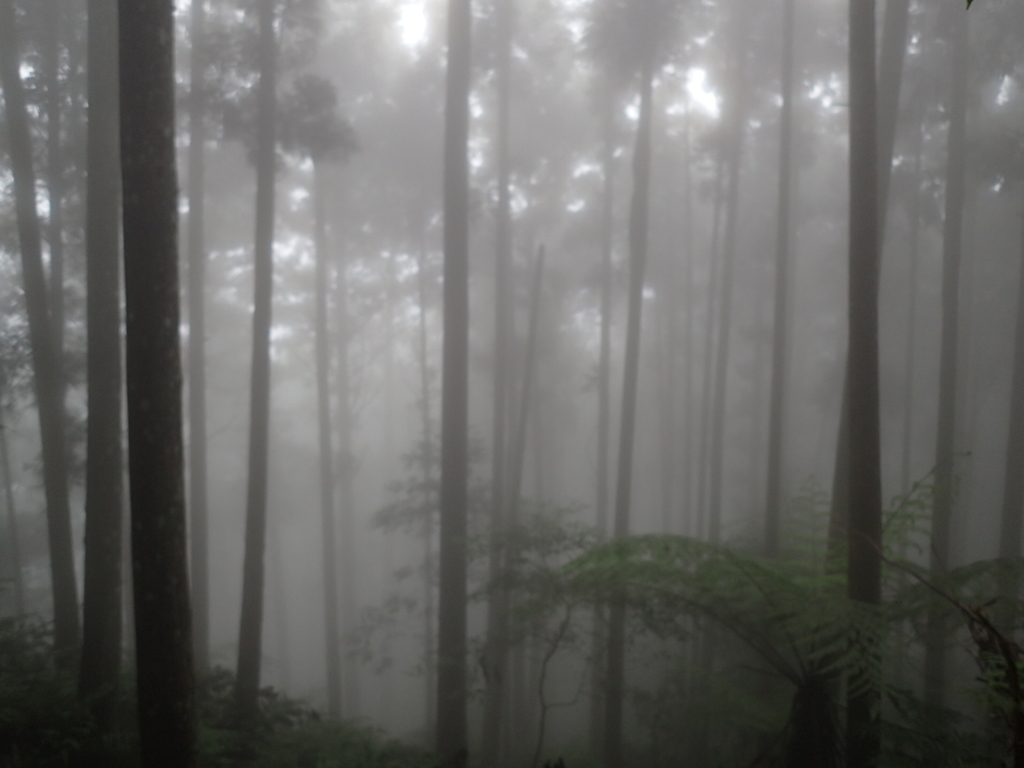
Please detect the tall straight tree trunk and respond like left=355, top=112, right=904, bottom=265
left=680, top=87, right=695, bottom=535
left=589, top=90, right=615, bottom=755
left=417, top=242, right=436, bottom=737
left=334, top=238, right=360, bottom=718
left=604, top=52, right=654, bottom=768
left=829, top=0, right=911, bottom=545
left=186, top=0, right=211, bottom=678
left=696, top=154, right=725, bottom=539
left=235, top=0, right=278, bottom=722
left=846, top=0, right=883, bottom=765
left=708, top=7, right=748, bottom=545
left=0, top=0, right=80, bottom=658
left=0, top=396, right=25, bottom=616
left=924, top=9, right=969, bottom=711
left=481, top=1, right=514, bottom=758
left=45, top=0, right=66, bottom=373
left=998, top=197, right=1024, bottom=568
left=77, top=0, right=123, bottom=758
left=314, top=164, right=342, bottom=719
left=436, top=0, right=472, bottom=763
left=118, top=0, right=198, bottom=761
left=765, top=0, right=795, bottom=557
left=900, top=128, right=923, bottom=495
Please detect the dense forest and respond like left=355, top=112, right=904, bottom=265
left=1, top=0, right=1023, bottom=766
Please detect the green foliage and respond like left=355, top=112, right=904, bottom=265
left=0, top=618, right=90, bottom=768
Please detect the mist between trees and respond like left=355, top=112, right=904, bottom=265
left=1, top=0, right=1022, bottom=767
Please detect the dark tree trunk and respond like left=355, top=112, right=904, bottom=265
left=45, top=0, right=66, bottom=375
left=708, top=7, right=748, bottom=545
left=436, top=0, right=472, bottom=763
left=235, top=0, right=278, bottom=723
left=765, top=0, right=795, bottom=557
left=828, top=0, right=911, bottom=548
left=604, top=51, right=654, bottom=768
left=0, top=398, right=25, bottom=616
left=481, top=0, right=514, bottom=758
left=314, top=164, right=342, bottom=719
left=0, top=0, right=80, bottom=659
left=924, top=9, right=969, bottom=710
left=186, top=0, right=211, bottom=678
left=845, top=0, right=883, bottom=765
left=77, top=0, right=123, bottom=758
left=118, top=0, right=197, bottom=761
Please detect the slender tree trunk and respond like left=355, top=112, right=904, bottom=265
left=998, top=197, right=1024, bottom=569
left=829, top=0, right=911, bottom=546
left=0, top=401, right=25, bottom=616
left=0, top=0, right=80, bottom=659
left=680, top=89, right=695, bottom=536
left=186, top=0, right=211, bottom=678
left=417, top=242, right=437, bottom=739
left=334, top=235, right=360, bottom=718
left=708, top=8, right=748, bottom=545
left=900, top=129, right=923, bottom=496
left=604, top=53, right=654, bottom=768
left=765, top=0, right=795, bottom=557
left=589, top=88, right=615, bottom=756
left=119, top=0, right=197, bottom=761
left=481, top=0, right=514, bottom=756
left=313, top=164, right=342, bottom=719
left=235, top=0, right=278, bottom=722
left=696, top=154, right=725, bottom=540
left=846, top=0, right=883, bottom=764
left=45, top=0, right=66, bottom=376
left=436, top=0, right=472, bottom=763
left=924, top=9, right=969, bottom=711
left=77, top=0, right=123, bottom=758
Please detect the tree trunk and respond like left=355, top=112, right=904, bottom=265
left=436, top=0, right=472, bottom=763
left=0, top=0, right=80, bottom=659
left=900, top=128, right=923, bottom=495
left=235, top=0, right=278, bottom=723
left=417, top=241, right=436, bottom=738
left=680, top=88, right=695, bottom=536
left=186, top=0, right=211, bottom=678
left=845, top=0, right=883, bottom=765
left=765, top=0, right=795, bottom=557
left=589, top=88, right=615, bottom=756
left=708, top=6, right=748, bottom=545
left=119, top=0, right=198, bottom=761
left=924, top=9, right=969, bottom=711
left=604, top=52, right=654, bottom=768
left=77, top=0, right=123, bottom=758
left=45, top=0, right=66, bottom=377
left=334, top=233, right=360, bottom=718
left=0, top=397, right=25, bottom=616
left=313, top=164, right=342, bottom=719
left=481, top=0, right=514, bottom=760
left=828, top=0, right=911, bottom=549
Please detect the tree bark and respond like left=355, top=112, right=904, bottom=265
left=604, top=51, right=654, bottom=768
left=900, top=128, right=923, bottom=495
left=765, top=0, right=795, bottom=557
left=417, top=241, right=436, bottom=738
left=924, top=8, right=969, bottom=711
left=846, top=0, right=883, bottom=765
left=45, top=0, right=67, bottom=376
left=436, top=0, right=472, bottom=763
left=708, top=6, right=748, bottom=545
left=119, top=0, right=197, bottom=761
left=314, top=164, right=342, bottom=719
left=0, top=397, right=25, bottom=616
left=77, top=0, right=123, bottom=758
left=186, top=0, right=211, bottom=678
left=481, top=0, right=514, bottom=758
left=235, top=0, right=278, bottom=723
left=0, top=0, right=80, bottom=659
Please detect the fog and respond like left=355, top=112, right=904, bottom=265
left=2, top=0, right=1024, bottom=765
